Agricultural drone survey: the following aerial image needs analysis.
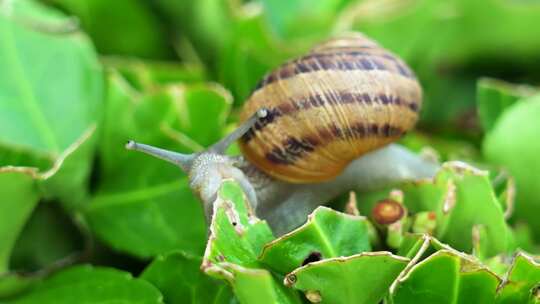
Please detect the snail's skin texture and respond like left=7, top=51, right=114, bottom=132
left=239, top=33, right=422, bottom=183
left=188, top=153, right=259, bottom=218
left=125, top=32, right=437, bottom=235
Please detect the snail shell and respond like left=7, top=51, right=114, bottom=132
left=239, top=32, right=422, bottom=183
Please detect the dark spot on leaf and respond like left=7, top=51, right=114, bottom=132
left=302, top=251, right=322, bottom=266
left=532, top=283, right=540, bottom=299
left=287, top=274, right=297, bottom=284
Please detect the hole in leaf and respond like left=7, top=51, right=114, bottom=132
left=302, top=251, right=322, bottom=266
left=286, top=274, right=297, bottom=285
left=532, top=283, right=540, bottom=299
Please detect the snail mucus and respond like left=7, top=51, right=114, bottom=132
left=126, top=32, right=439, bottom=234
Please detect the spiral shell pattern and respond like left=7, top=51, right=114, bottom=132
left=239, top=32, right=422, bottom=183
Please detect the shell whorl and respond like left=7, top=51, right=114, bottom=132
left=239, top=32, right=422, bottom=183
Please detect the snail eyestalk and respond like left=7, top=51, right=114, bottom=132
left=125, top=140, right=195, bottom=172
left=210, top=108, right=268, bottom=154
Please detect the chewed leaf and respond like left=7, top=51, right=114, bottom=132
left=436, top=162, right=511, bottom=256
left=496, top=252, right=540, bottom=304
left=401, top=162, right=511, bottom=257
left=391, top=249, right=500, bottom=304
left=223, top=264, right=302, bottom=304
left=203, top=180, right=274, bottom=272
left=141, top=251, right=233, bottom=304
left=202, top=180, right=300, bottom=304
left=5, top=265, right=163, bottom=304
left=285, top=252, right=408, bottom=304
left=259, top=206, right=371, bottom=274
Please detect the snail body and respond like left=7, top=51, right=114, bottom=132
left=126, top=32, right=437, bottom=234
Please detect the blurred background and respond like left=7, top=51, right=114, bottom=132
left=1, top=0, right=540, bottom=299
left=43, top=0, right=540, bottom=129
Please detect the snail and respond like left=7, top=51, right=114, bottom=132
left=126, top=32, right=439, bottom=234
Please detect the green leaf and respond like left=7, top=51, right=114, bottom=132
left=483, top=95, right=540, bottom=239
left=0, top=273, right=37, bottom=299
left=102, top=57, right=206, bottom=92
left=259, top=206, right=371, bottom=274
left=0, top=169, right=39, bottom=274
left=285, top=252, right=408, bottom=304
left=399, top=132, right=480, bottom=163
left=0, top=0, right=103, bottom=208
left=6, top=265, right=163, bottom=304
left=203, top=180, right=274, bottom=270
left=400, top=162, right=511, bottom=256
left=172, top=83, right=233, bottom=148
left=153, top=0, right=236, bottom=65
left=393, top=235, right=529, bottom=303
left=0, top=128, right=95, bottom=273
left=10, top=203, right=83, bottom=272
left=496, top=253, right=540, bottom=304
left=202, top=180, right=301, bottom=304
left=260, top=0, right=350, bottom=41
left=391, top=250, right=500, bottom=304
left=0, top=1, right=102, bottom=159
left=457, top=268, right=501, bottom=304
left=38, top=126, right=97, bottom=209
left=224, top=264, right=300, bottom=304
left=49, top=0, right=172, bottom=58
left=347, top=0, right=540, bottom=128
left=348, top=0, right=466, bottom=127
left=86, top=178, right=206, bottom=258
left=97, top=72, right=231, bottom=192
left=217, top=10, right=291, bottom=103
left=476, top=78, right=536, bottom=132
left=435, top=163, right=511, bottom=256
left=96, top=72, right=183, bottom=191
left=141, top=251, right=233, bottom=304
left=396, top=234, right=433, bottom=259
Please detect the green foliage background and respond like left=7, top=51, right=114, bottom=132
left=1, top=0, right=540, bottom=303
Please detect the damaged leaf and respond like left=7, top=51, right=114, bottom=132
left=286, top=252, right=408, bottom=304
left=202, top=180, right=301, bottom=304
left=259, top=206, right=371, bottom=274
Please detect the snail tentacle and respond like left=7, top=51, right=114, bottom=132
left=125, top=140, right=195, bottom=172
left=126, top=110, right=268, bottom=219
left=210, top=108, right=268, bottom=154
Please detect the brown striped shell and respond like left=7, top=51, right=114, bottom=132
left=239, top=32, right=422, bottom=183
